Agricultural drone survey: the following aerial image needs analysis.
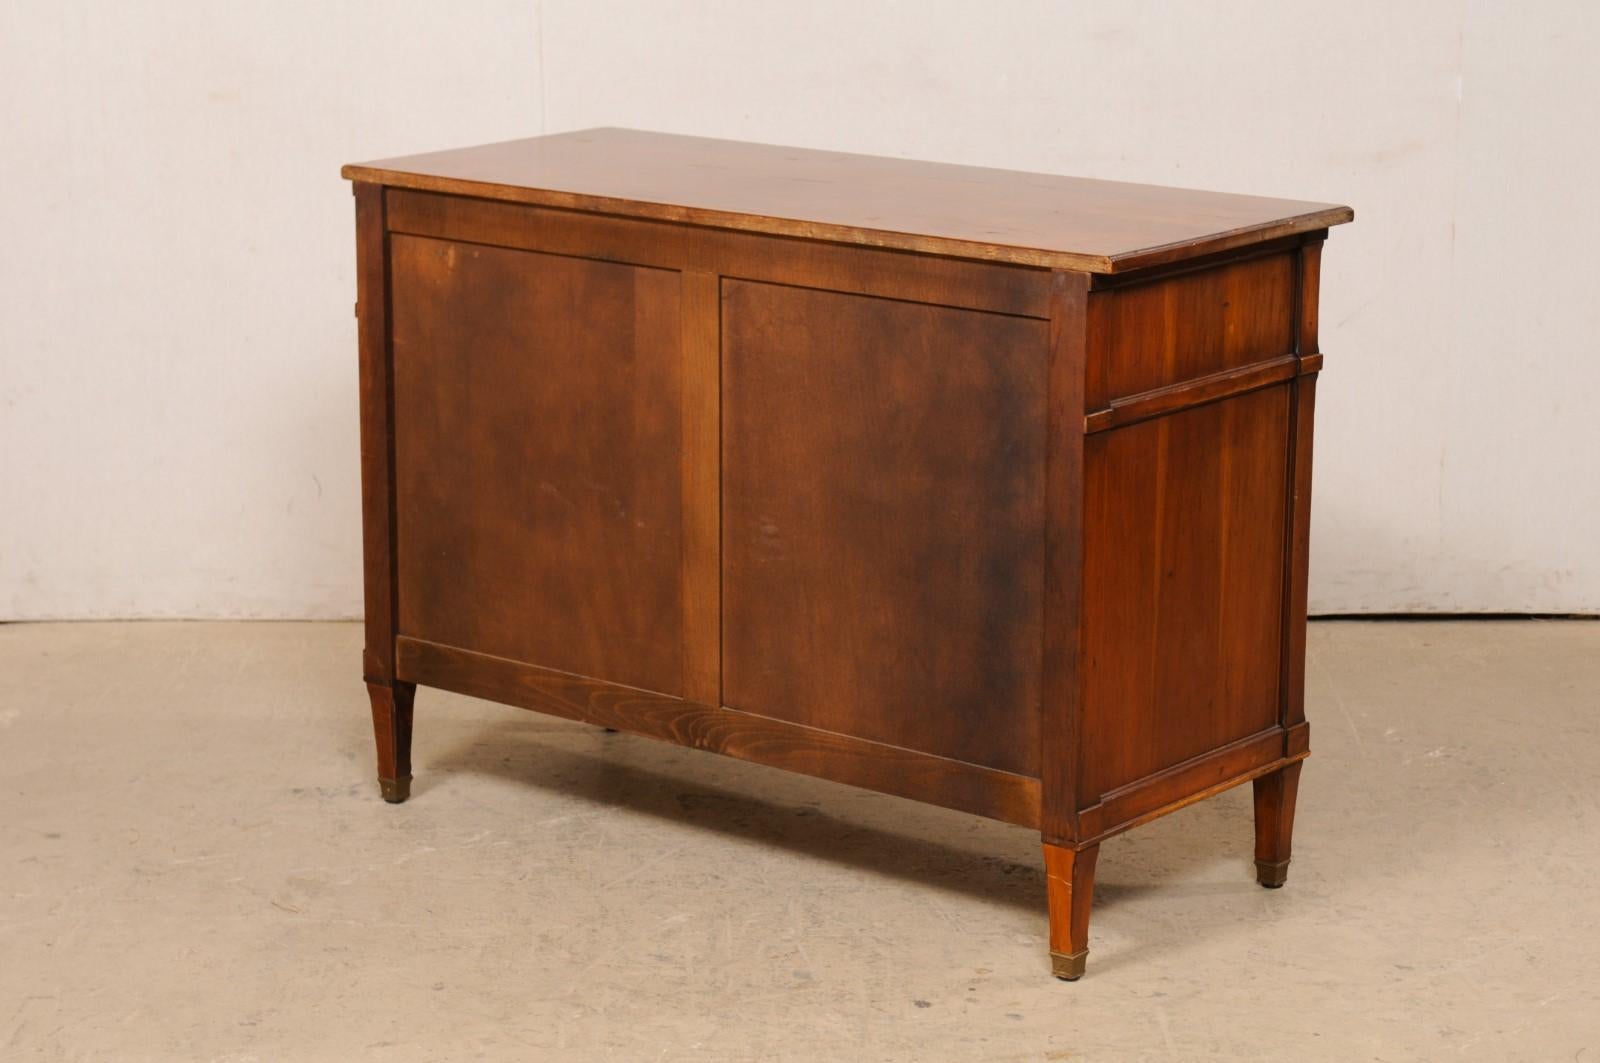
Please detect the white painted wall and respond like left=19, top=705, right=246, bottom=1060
left=4, top=1, right=1596, bottom=617
left=0, top=1, right=539, bottom=619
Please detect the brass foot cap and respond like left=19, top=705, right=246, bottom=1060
left=1051, top=950, right=1088, bottom=981
left=1255, top=858, right=1290, bottom=888
left=379, top=776, right=411, bottom=803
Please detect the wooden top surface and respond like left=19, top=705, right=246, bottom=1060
left=343, top=128, right=1351, bottom=274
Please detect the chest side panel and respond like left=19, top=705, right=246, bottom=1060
left=1073, top=243, right=1315, bottom=815
left=1079, top=386, right=1290, bottom=804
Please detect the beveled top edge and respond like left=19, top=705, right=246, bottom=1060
left=342, top=128, right=1352, bottom=274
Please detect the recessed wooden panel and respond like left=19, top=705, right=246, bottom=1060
left=1078, top=385, right=1290, bottom=802
left=721, top=281, right=1048, bottom=777
left=1087, top=252, right=1295, bottom=409
left=390, top=235, right=684, bottom=696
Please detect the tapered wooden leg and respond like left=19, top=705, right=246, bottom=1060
left=1043, top=841, right=1099, bottom=980
left=366, top=680, right=415, bottom=803
left=1253, top=761, right=1302, bottom=887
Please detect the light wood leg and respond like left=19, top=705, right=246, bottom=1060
left=1043, top=841, right=1099, bottom=980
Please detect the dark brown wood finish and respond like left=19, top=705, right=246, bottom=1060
left=353, top=183, right=397, bottom=684
left=365, top=680, right=415, bottom=803
left=1077, top=386, right=1291, bottom=806
left=1083, top=354, right=1300, bottom=434
left=679, top=270, right=722, bottom=706
left=384, top=189, right=1051, bottom=318
left=389, top=235, right=684, bottom=696
left=1086, top=250, right=1295, bottom=409
left=1282, top=240, right=1325, bottom=740
left=345, top=129, right=1351, bottom=273
left=720, top=280, right=1048, bottom=776
left=1040, top=270, right=1091, bottom=848
left=346, top=129, right=1349, bottom=980
left=395, top=636, right=1041, bottom=827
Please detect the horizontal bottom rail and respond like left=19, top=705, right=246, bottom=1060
left=396, top=635, right=1042, bottom=828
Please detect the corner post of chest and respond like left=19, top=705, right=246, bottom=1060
left=353, top=181, right=398, bottom=686
left=353, top=181, right=413, bottom=799
left=1040, top=268, right=1098, bottom=977
left=1253, top=234, right=1327, bottom=880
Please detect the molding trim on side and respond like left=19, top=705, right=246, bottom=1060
left=1084, top=354, right=1302, bottom=433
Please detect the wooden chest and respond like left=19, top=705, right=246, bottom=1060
left=343, top=129, right=1352, bottom=979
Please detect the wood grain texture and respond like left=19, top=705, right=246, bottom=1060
left=390, top=235, right=685, bottom=696
left=1086, top=232, right=1313, bottom=290
left=1296, top=240, right=1323, bottom=357
left=1043, top=842, right=1099, bottom=979
left=1078, top=386, right=1291, bottom=803
left=354, top=183, right=397, bottom=683
left=347, top=138, right=1346, bottom=979
left=1040, top=271, right=1091, bottom=844
left=1076, top=729, right=1296, bottom=843
left=395, top=636, right=1042, bottom=827
left=344, top=128, right=1353, bottom=273
left=1084, top=354, right=1301, bottom=433
left=1253, top=761, right=1304, bottom=886
left=679, top=271, right=722, bottom=706
left=1282, top=240, right=1324, bottom=737
left=720, top=280, right=1048, bottom=777
left=1086, top=251, right=1296, bottom=409
left=1283, top=377, right=1319, bottom=737
left=384, top=189, right=1051, bottom=318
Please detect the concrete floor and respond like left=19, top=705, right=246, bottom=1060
left=2, top=621, right=1597, bottom=1061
